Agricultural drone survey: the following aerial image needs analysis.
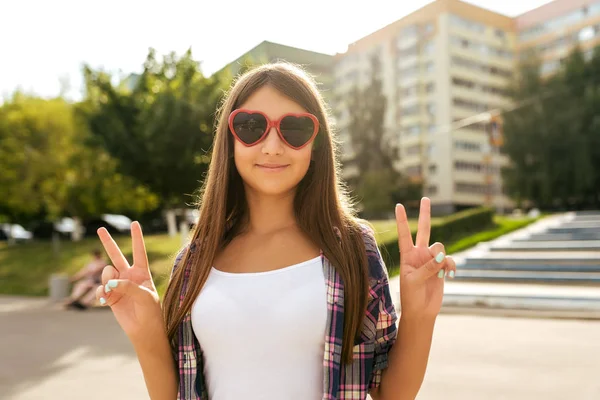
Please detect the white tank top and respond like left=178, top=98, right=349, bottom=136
left=191, top=256, right=327, bottom=400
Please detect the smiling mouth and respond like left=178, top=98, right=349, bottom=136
left=256, top=164, right=289, bottom=171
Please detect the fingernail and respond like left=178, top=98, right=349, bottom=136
left=99, top=297, right=106, bottom=305
left=449, top=270, right=455, bottom=278
left=435, top=252, right=445, bottom=263
left=437, top=269, right=445, bottom=279
left=105, top=283, right=111, bottom=293
left=108, top=280, right=118, bottom=288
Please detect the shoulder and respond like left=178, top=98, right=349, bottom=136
left=357, top=222, right=389, bottom=283
left=171, top=243, right=192, bottom=277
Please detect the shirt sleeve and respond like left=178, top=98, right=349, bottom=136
left=368, top=238, right=399, bottom=389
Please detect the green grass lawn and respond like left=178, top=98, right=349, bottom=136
left=0, top=215, right=538, bottom=297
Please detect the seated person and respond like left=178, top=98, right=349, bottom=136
left=64, top=249, right=105, bottom=310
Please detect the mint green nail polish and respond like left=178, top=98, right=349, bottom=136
left=99, top=297, right=106, bottom=305
left=108, top=280, right=118, bottom=288
left=105, top=283, right=111, bottom=293
left=437, top=269, right=445, bottom=278
left=449, top=270, right=455, bottom=278
left=435, top=252, right=445, bottom=263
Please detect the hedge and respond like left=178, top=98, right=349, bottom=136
left=378, top=207, right=495, bottom=271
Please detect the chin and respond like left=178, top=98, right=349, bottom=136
left=246, top=180, right=299, bottom=197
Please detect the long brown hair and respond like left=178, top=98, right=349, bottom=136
left=162, top=62, right=369, bottom=364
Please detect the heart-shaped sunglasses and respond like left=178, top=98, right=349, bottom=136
left=228, top=109, right=319, bottom=150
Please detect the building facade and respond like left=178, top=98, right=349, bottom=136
left=333, top=0, right=515, bottom=215
left=215, top=0, right=600, bottom=215
left=516, top=0, right=600, bottom=76
left=215, top=40, right=335, bottom=103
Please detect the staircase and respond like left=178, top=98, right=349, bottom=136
left=437, top=211, right=600, bottom=316
left=455, top=212, right=600, bottom=284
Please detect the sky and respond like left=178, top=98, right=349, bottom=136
left=0, top=0, right=552, bottom=101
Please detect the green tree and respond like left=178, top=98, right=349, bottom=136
left=344, top=54, right=421, bottom=217
left=0, top=94, right=157, bottom=231
left=502, top=45, right=600, bottom=209
left=81, top=48, right=228, bottom=210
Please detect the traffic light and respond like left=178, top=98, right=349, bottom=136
left=488, top=114, right=504, bottom=147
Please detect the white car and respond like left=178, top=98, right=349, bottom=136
left=0, top=224, right=33, bottom=242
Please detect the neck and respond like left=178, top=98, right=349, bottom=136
left=244, top=188, right=297, bottom=235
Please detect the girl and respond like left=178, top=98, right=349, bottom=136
left=95, top=62, right=456, bottom=400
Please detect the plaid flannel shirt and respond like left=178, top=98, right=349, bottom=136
left=171, top=225, right=398, bottom=399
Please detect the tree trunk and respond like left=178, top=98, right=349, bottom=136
left=165, top=209, right=178, bottom=237
left=71, top=217, right=84, bottom=241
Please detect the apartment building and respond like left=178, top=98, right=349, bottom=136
left=333, top=0, right=516, bottom=214
left=517, top=0, right=600, bottom=76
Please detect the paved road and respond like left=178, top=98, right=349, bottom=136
left=1, top=298, right=599, bottom=400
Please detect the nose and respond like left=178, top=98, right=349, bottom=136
left=261, top=126, right=285, bottom=155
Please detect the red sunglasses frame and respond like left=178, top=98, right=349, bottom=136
left=228, top=108, right=320, bottom=150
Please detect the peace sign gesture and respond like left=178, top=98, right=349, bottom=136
left=95, top=222, right=164, bottom=343
left=395, top=198, right=456, bottom=320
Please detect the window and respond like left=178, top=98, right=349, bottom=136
left=495, top=29, right=505, bottom=39
left=453, top=97, right=488, bottom=112
left=405, top=125, right=421, bottom=136
left=579, top=26, right=595, bottom=41
left=426, top=103, right=436, bottom=115
left=399, top=64, right=419, bottom=77
left=429, top=164, right=437, bottom=174
left=399, top=45, right=419, bottom=57
left=519, top=4, right=600, bottom=42
left=424, top=82, right=435, bottom=93
left=423, top=23, right=434, bottom=34
left=401, top=25, right=418, bottom=37
left=406, top=145, right=421, bottom=155
left=422, top=41, right=435, bottom=54
left=406, top=165, right=422, bottom=176
left=449, top=14, right=485, bottom=33
left=451, top=56, right=512, bottom=78
left=426, top=185, right=438, bottom=195
left=455, top=161, right=482, bottom=172
left=455, top=141, right=482, bottom=152
left=428, top=124, right=437, bottom=134
left=450, top=36, right=512, bottom=59
left=452, top=77, right=475, bottom=89
left=401, top=85, right=418, bottom=97
left=401, top=104, right=420, bottom=116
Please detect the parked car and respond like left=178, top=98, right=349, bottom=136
left=84, top=214, right=133, bottom=237
left=0, top=224, right=33, bottom=242
left=31, top=217, right=78, bottom=239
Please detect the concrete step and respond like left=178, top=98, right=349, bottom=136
left=463, top=254, right=600, bottom=267
left=452, top=270, right=600, bottom=284
left=547, top=227, right=599, bottom=234
left=559, top=221, right=600, bottom=229
left=490, top=240, right=600, bottom=251
left=388, top=279, right=600, bottom=315
left=459, top=263, right=600, bottom=273
left=515, top=232, right=600, bottom=241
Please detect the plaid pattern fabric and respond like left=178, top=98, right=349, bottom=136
left=171, top=225, right=398, bottom=400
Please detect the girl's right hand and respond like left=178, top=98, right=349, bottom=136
left=95, top=222, right=164, bottom=345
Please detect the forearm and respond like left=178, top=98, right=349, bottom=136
left=132, top=333, right=178, bottom=400
left=378, top=317, right=436, bottom=400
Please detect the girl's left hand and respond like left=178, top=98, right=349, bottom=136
left=395, top=197, right=456, bottom=321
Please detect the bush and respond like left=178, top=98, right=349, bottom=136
left=378, top=207, right=494, bottom=271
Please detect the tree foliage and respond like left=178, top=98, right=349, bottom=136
left=0, top=94, right=158, bottom=222
left=345, top=54, right=422, bottom=217
left=502, top=45, right=600, bottom=209
left=81, top=48, right=229, bottom=209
